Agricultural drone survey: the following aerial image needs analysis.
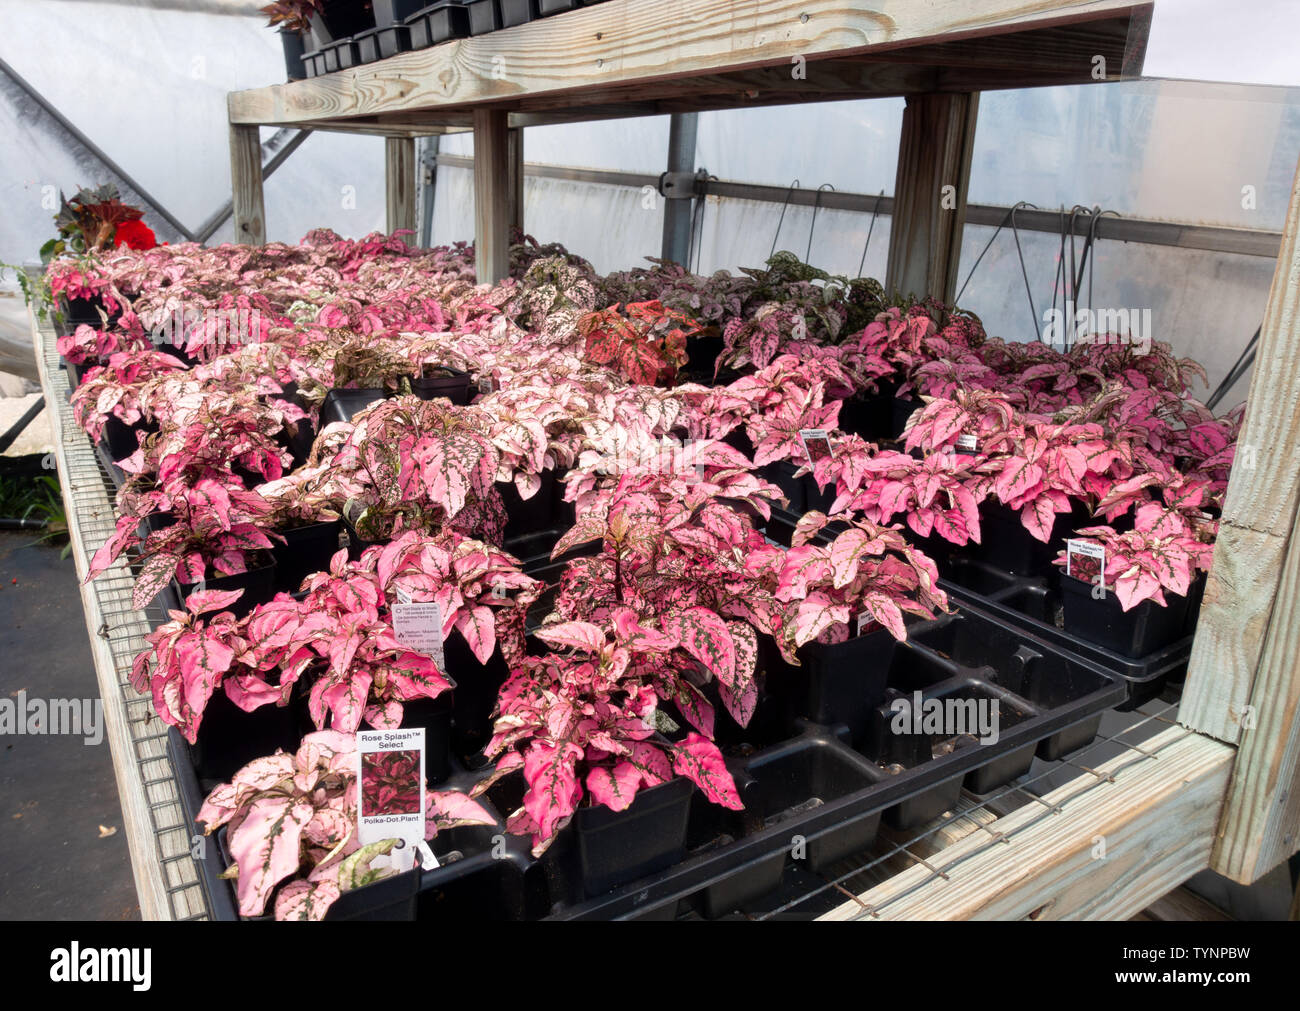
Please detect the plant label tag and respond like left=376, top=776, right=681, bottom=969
left=478, top=375, right=495, bottom=395
left=855, top=609, right=880, bottom=637
left=799, top=429, right=834, bottom=465
left=955, top=433, right=979, bottom=454
left=392, top=600, right=445, bottom=668
left=357, top=727, right=426, bottom=869
left=1066, top=539, right=1105, bottom=584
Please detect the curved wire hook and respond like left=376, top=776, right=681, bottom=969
left=857, top=190, right=885, bottom=279
left=807, top=183, right=835, bottom=265
left=954, top=200, right=1041, bottom=339
left=770, top=179, right=802, bottom=260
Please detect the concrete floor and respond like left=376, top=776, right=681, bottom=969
left=0, top=530, right=138, bottom=920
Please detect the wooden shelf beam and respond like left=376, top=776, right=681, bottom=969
left=228, top=0, right=1149, bottom=132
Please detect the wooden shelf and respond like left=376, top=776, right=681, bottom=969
left=228, top=0, right=1152, bottom=135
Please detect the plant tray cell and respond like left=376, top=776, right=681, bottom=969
left=941, top=556, right=1195, bottom=709
left=498, top=0, right=537, bottom=27
left=543, top=601, right=1125, bottom=920
left=465, top=0, right=500, bottom=34
left=406, top=2, right=471, bottom=46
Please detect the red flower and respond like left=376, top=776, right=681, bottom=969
left=113, top=219, right=157, bottom=250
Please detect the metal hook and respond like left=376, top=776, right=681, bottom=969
left=857, top=190, right=885, bottom=279
left=807, top=183, right=835, bottom=265
left=770, top=178, right=801, bottom=260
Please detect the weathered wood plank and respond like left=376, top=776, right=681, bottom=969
left=1182, top=156, right=1300, bottom=753
left=818, top=728, right=1233, bottom=920
left=385, top=136, right=417, bottom=235
left=229, top=123, right=266, bottom=245
left=1137, top=886, right=1233, bottom=921
left=31, top=310, right=196, bottom=921
left=886, top=91, right=978, bottom=302
left=473, top=107, right=510, bottom=285
left=228, top=1, right=1147, bottom=127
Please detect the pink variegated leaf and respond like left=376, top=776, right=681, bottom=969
left=671, top=733, right=742, bottom=810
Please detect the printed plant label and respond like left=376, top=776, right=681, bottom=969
left=356, top=728, right=426, bottom=863
left=1066, top=539, right=1106, bottom=584
left=799, top=429, right=834, bottom=465
left=392, top=599, right=445, bottom=669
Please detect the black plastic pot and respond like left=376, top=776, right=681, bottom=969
left=764, top=627, right=897, bottom=745
left=465, top=0, right=501, bottom=34
left=399, top=692, right=454, bottom=784
left=574, top=777, right=693, bottom=898
left=57, top=294, right=118, bottom=331
left=835, top=391, right=892, bottom=441
left=406, top=2, right=471, bottom=45
left=322, top=44, right=340, bottom=72
left=270, top=519, right=341, bottom=593
left=499, top=468, right=562, bottom=543
left=188, top=689, right=301, bottom=788
left=410, top=366, right=473, bottom=404
left=539, top=0, right=586, bottom=12
left=280, top=28, right=307, bottom=80
left=320, top=387, right=387, bottom=425
left=969, top=502, right=1060, bottom=577
left=498, top=0, right=537, bottom=27
left=1059, top=572, right=1195, bottom=659
left=330, top=37, right=360, bottom=69
left=941, top=556, right=1195, bottom=710
left=301, top=49, right=326, bottom=77
left=343, top=515, right=386, bottom=561
left=175, top=562, right=277, bottom=620
left=374, top=0, right=427, bottom=25
left=444, top=635, right=510, bottom=759
left=101, top=416, right=153, bottom=463
left=763, top=460, right=835, bottom=516
left=314, top=0, right=377, bottom=40
left=356, top=25, right=409, bottom=61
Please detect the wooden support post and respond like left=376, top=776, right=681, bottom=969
left=229, top=124, right=266, bottom=245
left=1181, top=155, right=1300, bottom=883
left=473, top=108, right=510, bottom=285
left=885, top=92, right=978, bottom=302
left=507, top=127, right=524, bottom=234
left=385, top=136, right=417, bottom=235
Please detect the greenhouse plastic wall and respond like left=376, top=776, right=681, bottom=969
left=0, top=0, right=385, bottom=376
left=432, top=80, right=1297, bottom=408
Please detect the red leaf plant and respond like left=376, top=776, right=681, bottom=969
left=577, top=300, right=698, bottom=386
left=197, top=730, right=493, bottom=920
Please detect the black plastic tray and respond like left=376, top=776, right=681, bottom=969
left=167, top=594, right=1124, bottom=920
left=545, top=599, right=1126, bottom=919
left=940, top=555, right=1193, bottom=710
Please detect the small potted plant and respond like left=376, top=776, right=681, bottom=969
left=477, top=620, right=742, bottom=898
left=756, top=512, right=950, bottom=743
left=196, top=730, right=494, bottom=920
left=1052, top=505, right=1215, bottom=657
left=260, top=1, right=323, bottom=79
